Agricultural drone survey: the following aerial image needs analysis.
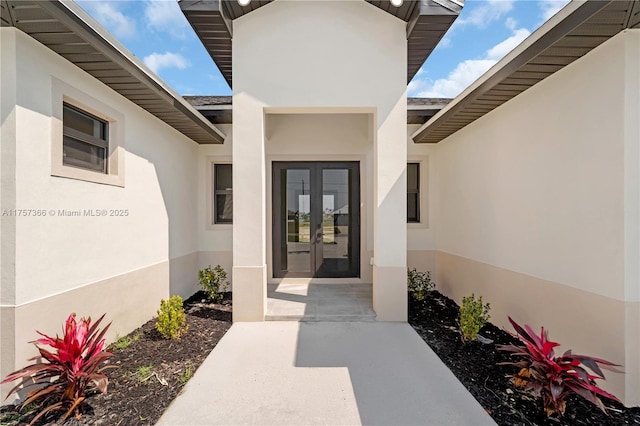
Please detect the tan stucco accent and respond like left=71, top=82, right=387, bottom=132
left=232, top=266, right=267, bottom=322
left=436, top=250, right=637, bottom=406
left=373, top=266, right=408, bottom=322
left=0, top=261, right=169, bottom=401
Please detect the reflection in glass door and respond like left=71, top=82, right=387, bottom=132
left=284, top=169, right=311, bottom=273
left=273, top=162, right=360, bottom=278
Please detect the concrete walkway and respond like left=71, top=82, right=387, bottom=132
left=157, top=322, right=496, bottom=425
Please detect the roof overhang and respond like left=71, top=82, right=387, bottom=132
left=412, top=0, right=640, bottom=144
left=1, top=0, right=225, bottom=144
left=184, top=96, right=451, bottom=125
left=180, top=0, right=464, bottom=86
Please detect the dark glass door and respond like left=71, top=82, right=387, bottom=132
left=273, top=162, right=360, bottom=278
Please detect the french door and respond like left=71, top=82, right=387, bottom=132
left=272, top=162, right=360, bottom=278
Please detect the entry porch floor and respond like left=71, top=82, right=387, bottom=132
left=266, top=283, right=376, bottom=321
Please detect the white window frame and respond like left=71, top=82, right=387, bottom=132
left=51, top=78, right=125, bottom=187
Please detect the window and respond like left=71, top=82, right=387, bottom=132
left=407, top=162, right=420, bottom=223
left=214, top=164, right=233, bottom=223
left=62, top=103, right=108, bottom=173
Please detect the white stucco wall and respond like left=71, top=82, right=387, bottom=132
left=3, top=27, right=201, bottom=307
left=436, top=30, right=632, bottom=301
left=435, top=29, right=640, bottom=405
left=232, top=0, right=407, bottom=320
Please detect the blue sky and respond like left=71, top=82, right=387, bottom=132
left=76, top=0, right=570, bottom=98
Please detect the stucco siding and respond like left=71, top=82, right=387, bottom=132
left=232, top=0, right=408, bottom=320
left=1, top=27, right=201, bottom=399
left=435, top=29, right=640, bottom=405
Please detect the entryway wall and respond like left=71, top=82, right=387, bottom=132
left=264, top=112, right=373, bottom=284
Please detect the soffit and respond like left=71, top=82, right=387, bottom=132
left=413, top=0, right=638, bottom=144
left=184, top=96, right=451, bottom=125
left=180, top=0, right=463, bottom=87
left=1, top=0, right=225, bottom=144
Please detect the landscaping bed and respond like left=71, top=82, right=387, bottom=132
left=3, top=288, right=640, bottom=425
left=409, top=290, right=640, bottom=426
left=0, top=291, right=232, bottom=426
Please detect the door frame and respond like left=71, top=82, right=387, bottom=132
left=272, top=161, right=361, bottom=278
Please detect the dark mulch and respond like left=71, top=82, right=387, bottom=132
left=409, top=290, right=640, bottom=426
left=0, top=291, right=232, bottom=426
left=4, top=289, right=639, bottom=425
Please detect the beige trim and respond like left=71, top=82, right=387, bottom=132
left=407, top=156, right=429, bottom=229
left=1, top=261, right=169, bottom=401
left=51, top=77, right=125, bottom=187
left=205, top=156, right=233, bottom=230
left=435, top=250, right=636, bottom=405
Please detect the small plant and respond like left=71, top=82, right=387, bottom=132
left=459, top=293, right=490, bottom=342
left=407, top=268, right=435, bottom=301
left=1, top=313, right=112, bottom=424
left=155, top=295, right=188, bottom=340
left=178, top=361, right=195, bottom=385
left=199, top=265, right=229, bottom=303
left=134, top=365, right=154, bottom=383
left=498, top=317, right=621, bottom=418
left=111, top=332, right=140, bottom=350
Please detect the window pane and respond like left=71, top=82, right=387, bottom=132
left=407, top=193, right=419, bottom=223
left=63, top=136, right=106, bottom=172
left=407, top=163, right=419, bottom=192
left=63, top=104, right=106, bottom=139
left=215, top=164, right=232, bottom=191
left=215, top=194, right=233, bottom=223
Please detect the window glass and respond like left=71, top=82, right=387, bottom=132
left=214, top=164, right=232, bottom=224
left=407, top=163, right=420, bottom=223
left=62, top=137, right=106, bottom=172
left=62, top=103, right=108, bottom=173
left=215, top=164, right=232, bottom=191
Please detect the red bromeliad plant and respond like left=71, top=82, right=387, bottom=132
left=2, top=313, right=113, bottom=424
left=498, top=316, right=622, bottom=417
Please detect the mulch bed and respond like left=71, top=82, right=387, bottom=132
left=0, top=291, right=232, bottom=426
left=409, top=290, right=640, bottom=426
left=3, top=289, right=640, bottom=425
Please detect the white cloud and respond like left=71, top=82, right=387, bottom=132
left=486, top=28, right=530, bottom=60
left=409, top=27, right=531, bottom=98
left=458, top=0, right=515, bottom=29
left=505, top=17, right=518, bottom=31
left=143, top=52, right=189, bottom=74
left=145, top=0, right=189, bottom=39
left=538, top=0, right=570, bottom=23
left=89, top=2, right=136, bottom=39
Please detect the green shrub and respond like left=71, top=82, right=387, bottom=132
left=198, top=264, right=229, bottom=303
left=156, top=295, right=188, bottom=340
left=407, top=268, right=435, bottom=301
left=459, top=293, right=491, bottom=342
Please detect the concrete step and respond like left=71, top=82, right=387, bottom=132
left=266, top=283, right=376, bottom=322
